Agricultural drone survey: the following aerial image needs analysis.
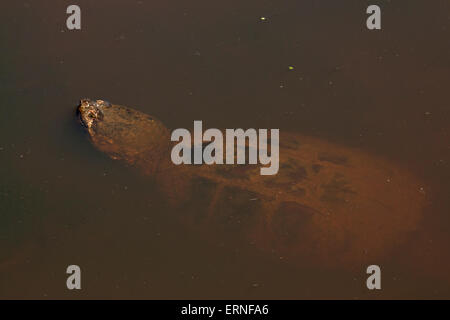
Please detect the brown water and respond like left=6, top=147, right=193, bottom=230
left=0, top=0, right=449, bottom=299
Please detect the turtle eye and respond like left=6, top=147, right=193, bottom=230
left=99, top=100, right=112, bottom=108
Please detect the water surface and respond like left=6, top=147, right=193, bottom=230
left=0, top=0, right=449, bottom=299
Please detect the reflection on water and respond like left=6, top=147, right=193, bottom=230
left=0, top=0, right=449, bottom=298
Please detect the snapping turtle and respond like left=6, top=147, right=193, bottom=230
left=78, top=98, right=426, bottom=268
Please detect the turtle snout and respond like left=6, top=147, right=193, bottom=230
left=78, top=99, right=103, bottom=129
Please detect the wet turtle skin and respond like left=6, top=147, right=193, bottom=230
left=78, top=99, right=427, bottom=268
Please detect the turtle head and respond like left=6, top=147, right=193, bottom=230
left=77, top=98, right=171, bottom=174
left=78, top=99, right=111, bottom=129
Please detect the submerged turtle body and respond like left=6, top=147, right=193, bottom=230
left=78, top=99, right=426, bottom=268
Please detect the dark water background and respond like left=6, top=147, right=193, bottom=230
left=0, top=0, right=449, bottom=298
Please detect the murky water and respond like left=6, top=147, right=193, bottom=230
left=0, top=0, right=449, bottom=299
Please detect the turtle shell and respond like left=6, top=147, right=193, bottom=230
left=179, top=133, right=426, bottom=268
